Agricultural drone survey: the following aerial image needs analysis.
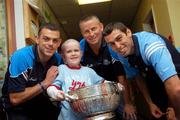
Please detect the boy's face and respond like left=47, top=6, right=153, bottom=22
left=62, top=42, right=82, bottom=67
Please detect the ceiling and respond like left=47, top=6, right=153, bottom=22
left=45, top=0, right=141, bottom=40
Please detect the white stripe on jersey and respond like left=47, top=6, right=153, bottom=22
left=22, top=72, right=28, bottom=81
left=145, top=41, right=166, bottom=61
left=145, top=41, right=161, bottom=54
left=146, top=45, right=165, bottom=60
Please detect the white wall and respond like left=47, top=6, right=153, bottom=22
left=14, top=0, right=26, bottom=49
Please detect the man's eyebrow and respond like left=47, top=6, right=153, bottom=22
left=43, top=35, right=60, bottom=39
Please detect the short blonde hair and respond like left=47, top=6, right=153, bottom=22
left=61, top=39, right=80, bottom=52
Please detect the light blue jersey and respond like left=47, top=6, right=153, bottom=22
left=52, top=64, right=103, bottom=120
left=134, top=31, right=177, bottom=81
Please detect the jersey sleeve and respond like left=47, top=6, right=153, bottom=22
left=145, top=40, right=177, bottom=81
left=7, top=51, right=33, bottom=93
left=9, top=51, right=32, bottom=77
left=88, top=68, right=104, bottom=84
left=51, top=66, right=64, bottom=89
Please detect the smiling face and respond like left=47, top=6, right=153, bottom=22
left=104, top=29, right=134, bottom=57
left=79, top=17, right=103, bottom=47
left=61, top=40, right=82, bottom=67
left=36, top=28, right=61, bottom=61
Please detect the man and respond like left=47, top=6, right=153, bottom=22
left=79, top=15, right=137, bottom=120
left=103, top=22, right=180, bottom=119
left=0, top=23, right=62, bottom=120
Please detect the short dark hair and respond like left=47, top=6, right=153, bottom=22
left=38, top=23, right=60, bottom=36
left=103, top=22, right=128, bottom=36
left=79, top=14, right=101, bottom=25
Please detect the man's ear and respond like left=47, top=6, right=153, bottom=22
left=57, top=41, right=61, bottom=49
left=61, top=53, right=66, bottom=63
left=100, top=22, right=104, bottom=32
left=80, top=50, right=83, bottom=58
left=58, top=38, right=62, bottom=47
left=35, top=36, right=39, bottom=44
left=126, top=28, right=132, bottom=37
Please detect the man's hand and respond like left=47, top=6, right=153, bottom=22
left=123, top=103, right=137, bottom=120
left=43, top=66, right=59, bottom=88
left=166, top=107, right=177, bottom=120
left=149, top=102, right=163, bottom=118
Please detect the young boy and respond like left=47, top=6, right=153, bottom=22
left=47, top=39, right=104, bottom=120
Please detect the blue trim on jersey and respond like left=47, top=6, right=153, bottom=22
left=80, top=39, right=138, bottom=79
left=9, top=45, right=62, bottom=78
left=9, top=46, right=34, bottom=77
left=134, top=31, right=177, bottom=81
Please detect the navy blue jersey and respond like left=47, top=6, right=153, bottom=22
left=80, top=39, right=125, bottom=82
left=80, top=39, right=138, bottom=81
left=1, top=45, right=62, bottom=119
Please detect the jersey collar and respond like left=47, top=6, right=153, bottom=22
left=66, top=64, right=81, bottom=69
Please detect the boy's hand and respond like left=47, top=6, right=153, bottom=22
left=56, top=90, right=65, bottom=101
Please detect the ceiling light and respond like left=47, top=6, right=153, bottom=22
left=78, top=0, right=111, bottom=5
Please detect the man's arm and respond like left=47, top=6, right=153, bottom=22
left=143, top=40, right=180, bottom=118
left=118, top=75, right=137, bottom=120
left=118, top=75, right=131, bottom=104
left=9, top=84, right=44, bottom=106
left=164, top=75, right=180, bottom=119
left=134, top=75, right=163, bottom=118
left=9, top=66, right=59, bottom=106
